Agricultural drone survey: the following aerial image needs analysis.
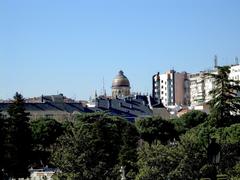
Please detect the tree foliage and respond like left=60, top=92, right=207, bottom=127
left=211, top=124, right=240, bottom=176
left=214, top=123, right=240, bottom=144
left=51, top=113, right=139, bottom=180
left=4, top=92, right=32, bottom=178
left=0, top=112, right=7, bottom=176
left=136, top=129, right=209, bottom=180
left=30, top=117, right=64, bottom=167
left=172, top=110, right=208, bottom=135
left=170, top=130, right=208, bottom=180
left=135, top=117, right=177, bottom=145
left=31, top=118, right=64, bottom=149
left=229, top=162, right=240, bottom=179
left=136, top=142, right=181, bottom=180
left=208, top=66, right=240, bottom=127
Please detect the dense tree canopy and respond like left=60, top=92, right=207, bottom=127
left=51, top=113, right=139, bottom=180
left=30, top=117, right=64, bottom=167
left=136, top=142, right=181, bottom=180
left=172, top=110, right=208, bottom=135
left=31, top=118, right=64, bottom=149
left=135, top=117, right=177, bottom=145
left=136, top=129, right=208, bottom=180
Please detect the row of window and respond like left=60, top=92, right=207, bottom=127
left=231, top=68, right=240, bottom=73
left=230, top=75, right=240, bottom=80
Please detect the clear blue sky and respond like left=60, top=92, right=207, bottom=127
left=1, top=0, right=240, bottom=100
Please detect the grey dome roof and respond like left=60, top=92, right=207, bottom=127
left=112, top=70, right=130, bottom=88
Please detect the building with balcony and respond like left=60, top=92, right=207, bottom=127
left=189, top=70, right=216, bottom=106
left=152, top=70, right=190, bottom=107
left=189, top=64, right=240, bottom=107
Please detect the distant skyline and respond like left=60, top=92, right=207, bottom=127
left=1, top=0, right=240, bottom=100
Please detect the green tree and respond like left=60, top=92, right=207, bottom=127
left=213, top=124, right=240, bottom=176
left=136, top=142, right=181, bottom=180
left=214, top=123, right=240, bottom=144
left=31, top=118, right=64, bottom=149
left=208, top=66, right=240, bottom=127
left=169, top=130, right=208, bottom=180
left=229, top=162, right=240, bottom=179
left=30, top=118, right=64, bottom=167
left=135, top=117, right=177, bottom=145
left=136, top=126, right=209, bottom=180
left=172, top=110, right=208, bottom=135
left=4, top=92, right=32, bottom=178
left=0, top=112, right=6, bottom=177
left=51, top=113, right=139, bottom=180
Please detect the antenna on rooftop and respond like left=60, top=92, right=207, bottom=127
left=102, top=77, right=106, bottom=96
left=235, top=56, right=239, bottom=65
left=214, top=55, right=218, bottom=68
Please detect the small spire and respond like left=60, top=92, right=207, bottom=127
left=104, top=89, right=107, bottom=97
left=95, top=90, right=98, bottom=98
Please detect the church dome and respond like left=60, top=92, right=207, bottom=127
left=112, top=70, right=130, bottom=88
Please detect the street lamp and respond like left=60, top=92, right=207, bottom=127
left=207, top=138, right=221, bottom=180
left=207, top=138, right=221, bottom=164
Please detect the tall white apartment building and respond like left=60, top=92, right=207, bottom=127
left=189, top=64, right=240, bottom=106
left=189, top=70, right=216, bottom=106
left=229, top=64, right=240, bottom=81
left=152, top=70, right=190, bottom=106
left=229, top=64, right=240, bottom=97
